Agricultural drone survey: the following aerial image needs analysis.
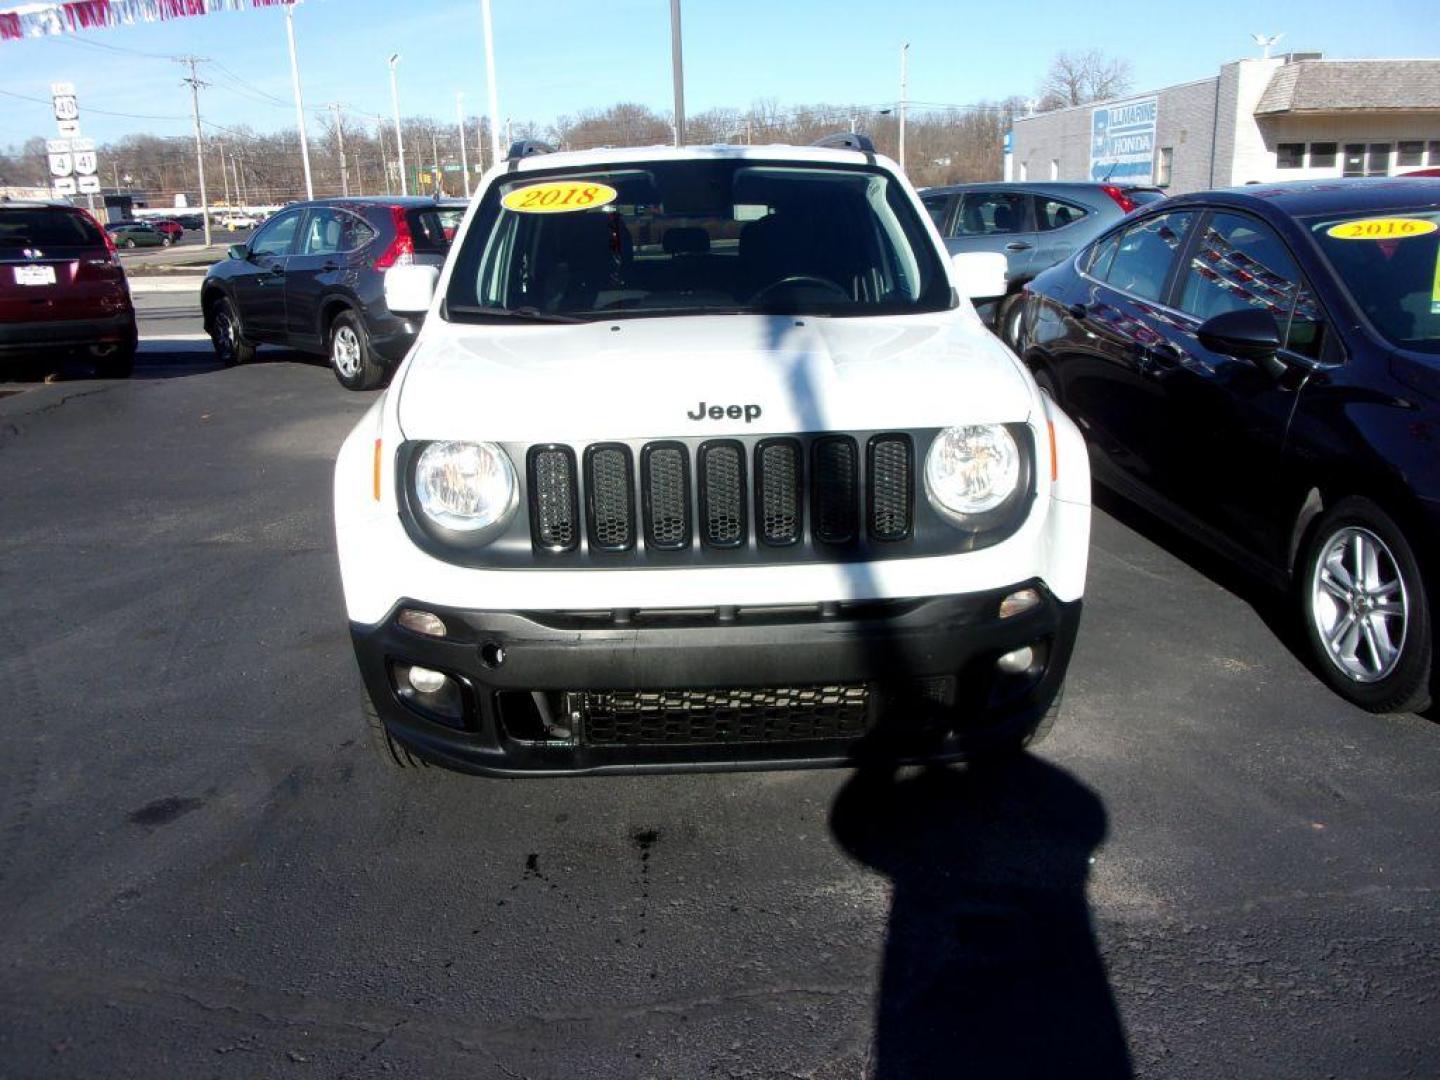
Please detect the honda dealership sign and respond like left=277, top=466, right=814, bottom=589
left=1090, top=96, right=1158, bottom=183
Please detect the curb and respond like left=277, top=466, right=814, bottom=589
left=128, top=277, right=206, bottom=294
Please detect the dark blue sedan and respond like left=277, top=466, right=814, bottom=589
left=1017, top=177, right=1440, bottom=714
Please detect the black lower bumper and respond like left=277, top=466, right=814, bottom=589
left=351, top=582, right=1082, bottom=777
left=0, top=312, right=136, bottom=356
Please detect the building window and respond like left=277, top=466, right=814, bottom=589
left=1397, top=141, right=1424, bottom=167
left=1342, top=144, right=1366, bottom=177
left=1277, top=143, right=1305, bottom=169
left=1156, top=146, right=1174, bottom=187
left=1309, top=142, right=1337, bottom=168
left=1367, top=143, right=1391, bottom=177
left=1050, top=158, right=1059, bottom=180
left=1429, top=141, right=1440, bottom=165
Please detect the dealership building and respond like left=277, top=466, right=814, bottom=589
left=1007, top=56, right=1440, bottom=194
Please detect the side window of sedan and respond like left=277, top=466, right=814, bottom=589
left=1178, top=212, right=1325, bottom=359
left=250, top=211, right=300, bottom=257
left=1101, top=211, right=1194, bottom=302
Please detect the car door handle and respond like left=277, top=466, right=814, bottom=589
left=1066, top=303, right=1087, bottom=320
left=1005, top=241, right=1033, bottom=252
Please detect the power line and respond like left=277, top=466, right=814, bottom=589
left=0, top=87, right=185, bottom=123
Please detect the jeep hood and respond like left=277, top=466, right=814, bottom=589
left=395, top=313, right=1034, bottom=442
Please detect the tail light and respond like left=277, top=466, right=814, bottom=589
left=72, top=209, right=126, bottom=284
left=1100, top=185, right=1137, bottom=214
left=372, top=206, right=416, bottom=269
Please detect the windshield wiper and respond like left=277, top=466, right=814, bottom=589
left=445, top=302, right=582, bottom=324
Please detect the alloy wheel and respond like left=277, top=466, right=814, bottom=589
left=1310, top=526, right=1409, bottom=683
left=332, top=325, right=362, bottom=379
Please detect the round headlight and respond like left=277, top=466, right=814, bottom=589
left=413, top=440, right=517, bottom=533
left=924, top=425, right=1022, bottom=521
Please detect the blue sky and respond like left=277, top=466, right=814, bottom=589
left=2, top=0, right=1437, bottom=148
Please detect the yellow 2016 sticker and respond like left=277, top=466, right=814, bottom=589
left=1326, top=217, right=1438, bottom=241
left=501, top=181, right=618, bottom=214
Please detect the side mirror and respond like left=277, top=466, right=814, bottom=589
left=227, top=244, right=247, bottom=261
left=950, top=251, right=1008, bottom=304
left=384, top=264, right=441, bottom=315
left=1197, top=307, right=1281, bottom=363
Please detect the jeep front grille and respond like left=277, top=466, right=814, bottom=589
left=574, top=685, right=872, bottom=746
left=522, top=432, right=916, bottom=560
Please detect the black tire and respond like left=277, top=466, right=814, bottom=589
left=996, top=292, right=1025, bottom=349
left=362, top=690, right=432, bottom=772
left=122, top=237, right=136, bottom=249
left=1029, top=363, right=1060, bottom=406
left=328, top=309, right=386, bottom=391
left=209, top=296, right=255, bottom=367
left=93, top=342, right=136, bottom=379
left=1297, top=496, right=1432, bottom=714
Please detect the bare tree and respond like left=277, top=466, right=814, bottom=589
left=1037, top=50, right=1134, bottom=111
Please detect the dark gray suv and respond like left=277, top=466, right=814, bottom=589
left=920, top=181, right=1164, bottom=344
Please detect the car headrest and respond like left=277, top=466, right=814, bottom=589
left=662, top=226, right=710, bottom=255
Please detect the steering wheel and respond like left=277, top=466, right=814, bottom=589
left=750, top=274, right=850, bottom=304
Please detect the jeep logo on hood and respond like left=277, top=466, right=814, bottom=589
left=688, top=401, right=762, bottom=423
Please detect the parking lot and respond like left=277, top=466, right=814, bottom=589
left=0, top=286, right=1435, bottom=1077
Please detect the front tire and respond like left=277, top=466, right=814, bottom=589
left=362, top=691, right=432, bottom=772
left=1297, top=496, right=1431, bottom=714
left=328, top=309, right=386, bottom=391
left=209, top=297, right=255, bottom=367
left=996, top=293, right=1025, bottom=349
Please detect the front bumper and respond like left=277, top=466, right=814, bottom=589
left=0, top=312, right=136, bottom=356
left=352, top=582, right=1081, bottom=776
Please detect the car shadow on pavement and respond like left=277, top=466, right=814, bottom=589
left=829, top=756, right=1133, bottom=1079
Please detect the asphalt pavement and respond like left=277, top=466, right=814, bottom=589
left=0, top=327, right=1436, bottom=1077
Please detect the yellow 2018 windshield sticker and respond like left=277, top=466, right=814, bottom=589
left=1326, top=217, right=1438, bottom=240
left=501, top=181, right=618, bottom=214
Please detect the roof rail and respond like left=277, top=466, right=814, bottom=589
left=505, top=139, right=556, bottom=161
left=811, top=132, right=875, bottom=153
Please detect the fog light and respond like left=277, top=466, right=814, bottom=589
left=398, top=608, right=447, bottom=637
left=407, top=665, right=448, bottom=694
left=998, top=588, right=1041, bottom=619
left=996, top=645, right=1035, bottom=675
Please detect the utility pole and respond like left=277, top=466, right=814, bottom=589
left=388, top=54, right=408, bottom=195
left=217, top=139, right=230, bottom=204
left=231, top=153, right=242, bottom=206
left=456, top=91, right=471, bottom=197
left=480, top=0, right=503, bottom=166
left=376, top=121, right=390, bottom=194
left=898, top=42, right=910, bottom=174
left=669, top=0, right=685, bottom=145
left=326, top=103, right=349, bottom=196
left=284, top=3, right=314, bottom=199
left=177, top=56, right=212, bottom=248
left=431, top=128, right=440, bottom=196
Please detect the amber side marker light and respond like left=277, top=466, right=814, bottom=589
left=372, top=438, right=383, bottom=501
left=1047, top=421, right=1058, bottom=482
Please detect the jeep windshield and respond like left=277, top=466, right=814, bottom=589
left=443, top=159, right=952, bottom=321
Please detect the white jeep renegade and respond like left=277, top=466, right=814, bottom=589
left=333, top=137, right=1091, bottom=776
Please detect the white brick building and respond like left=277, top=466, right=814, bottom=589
left=1008, top=56, right=1440, bottom=194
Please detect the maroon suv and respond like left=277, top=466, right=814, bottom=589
left=1, top=201, right=138, bottom=377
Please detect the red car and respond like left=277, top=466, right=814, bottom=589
left=0, top=201, right=138, bottom=377
left=149, top=218, right=185, bottom=243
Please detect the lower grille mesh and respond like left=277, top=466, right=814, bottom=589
left=578, top=685, right=871, bottom=746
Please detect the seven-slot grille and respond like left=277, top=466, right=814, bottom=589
left=526, top=433, right=914, bottom=556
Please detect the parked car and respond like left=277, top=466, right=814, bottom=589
left=333, top=137, right=1091, bottom=777
left=920, top=182, right=1165, bottom=345
left=148, top=218, right=185, bottom=243
left=201, top=196, right=457, bottom=389
left=1, top=200, right=137, bottom=377
left=218, top=212, right=261, bottom=231
left=105, top=220, right=169, bottom=249
left=1017, top=177, right=1440, bottom=713
left=173, top=213, right=205, bottom=231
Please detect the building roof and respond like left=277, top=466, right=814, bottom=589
left=1166, top=176, right=1440, bottom=217
left=1256, top=60, right=1440, bottom=114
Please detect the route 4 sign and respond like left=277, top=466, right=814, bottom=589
left=48, top=151, right=73, bottom=178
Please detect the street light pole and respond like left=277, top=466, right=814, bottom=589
left=456, top=92, right=471, bottom=197
left=669, top=0, right=685, bottom=145
left=388, top=54, right=408, bottom=196
left=898, top=42, right=910, bottom=174
left=284, top=3, right=314, bottom=200
left=327, top=104, right=349, bottom=196
left=480, top=0, right=503, bottom=165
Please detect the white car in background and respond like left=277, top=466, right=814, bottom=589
left=218, top=212, right=261, bottom=231
left=333, top=136, right=1092, bottom=778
